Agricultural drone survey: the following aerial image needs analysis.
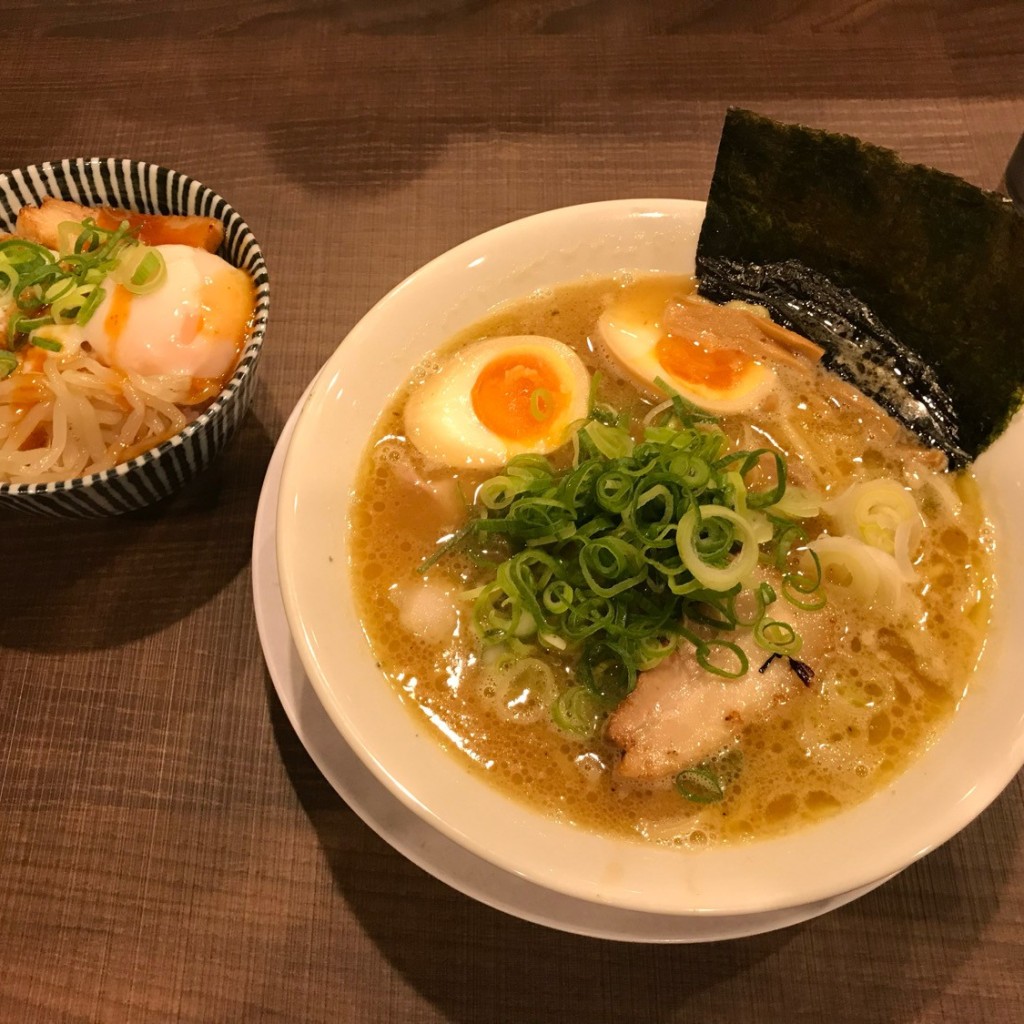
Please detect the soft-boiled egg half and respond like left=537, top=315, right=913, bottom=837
left=597, top=278, right=776, bottom=413
left=404, top=335, right=590, bottom=468
left=34, top=245, right=253, bottom=385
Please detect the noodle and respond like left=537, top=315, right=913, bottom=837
left=1, top=402, right=50, bottom=459
left=116, top=383, right=146, bottom=450
left=0, top=356, right=193, bottom=483
left=45, top=358, right=106, bottom=464
left=37, top=404, right=67, bottom=474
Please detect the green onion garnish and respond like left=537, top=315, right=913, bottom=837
left=579, top=640, right=636, bottom=706
left=29, top=336, right=63, bottom=353
left=0, top=217, right=165, bottom=360
left=674, top=749, right=744, bottom=804
left=0, top=258, right=19, bottom=303
left=0, top=238, right=54, bottom=267
left=675, top=768, right=725, bottom=804
left=652, top=375, right=717, bottom=423
left=0, top=350, right=18, bottom=380
left=754, top=618, right=802, bottom=655
left=10, top=314, right=53, bottom=338
left=695, top=639, right=749, bottom=678
left=114, top=245, right=167, bottom=295
left=529, top=387, right=553, bottom=421
left=782, top=549, right=827, bottom=610
left=75, top=285, right=107, bottom=326
left=422, top=397, right=820, bottom=723
left=131, top=250, right=163, bottom=287
left=551, top=685, right=603, bottom=736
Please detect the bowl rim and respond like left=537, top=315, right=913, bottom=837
left=276, top=197, right=1024, bottom=917
left=0, top=156, right=270, bottom=497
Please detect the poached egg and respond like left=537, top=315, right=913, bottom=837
left=34, top=244, right=253, bottom=386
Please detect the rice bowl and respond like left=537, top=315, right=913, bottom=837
left=0, top=158, right=269, bottom=517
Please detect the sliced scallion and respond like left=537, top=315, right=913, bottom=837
left=418, top=396, right=824, bottom=725
left=117, top=246, right=167, bottom=295
left=529, top=387, right=553, bottom=421
left=551, top=685, right=603, bottom=736
left=0, top=256, right=19, bottom=303
left=75, top=285, right=107, bottom=326
left=695, top=639, right=749, bottom=679
left=29, top=336, right=63, bottom=353
left=754, top=618, right=802, bottom=655
left=676, top=504, right=759, bottom=590
left=675, top=768, right=725, bottom=804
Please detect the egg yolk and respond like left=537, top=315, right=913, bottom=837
left=654, top=334, right=754, bottom=392
left=471, top=352, right=570, bottom=442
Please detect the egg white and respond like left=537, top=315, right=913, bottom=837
left=404, top=334, right=590, bottom=468
left=57, top=244, right=252, bottom=380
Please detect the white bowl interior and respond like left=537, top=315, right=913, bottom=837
left=276, top=199, right=1024, bottom=916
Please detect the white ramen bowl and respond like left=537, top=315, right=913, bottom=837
left=277, top=200, right=1024, bottom=918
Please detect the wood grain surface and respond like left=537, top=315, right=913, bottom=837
left=2, top=2, right=1023, bottom=1022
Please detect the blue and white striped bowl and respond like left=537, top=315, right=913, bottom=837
left=0, top=158, right=269, bottom=517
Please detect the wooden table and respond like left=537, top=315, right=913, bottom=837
left=3, top=3, right=1023, bottom=1021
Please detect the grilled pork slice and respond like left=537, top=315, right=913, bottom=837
left=607, top=642, right=795, bottom=779
left=662, top=296, right=825, bottom=370
left=607, top=583, right=838, bottom=779
left=16, top=197, right=224, bottom=252
left=15, top=199, right=88, bottom=249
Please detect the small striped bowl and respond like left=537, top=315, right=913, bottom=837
left=0, top=158, right=269, bottom=517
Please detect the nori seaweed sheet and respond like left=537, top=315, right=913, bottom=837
left=696, top=108, right=1024, bottom=466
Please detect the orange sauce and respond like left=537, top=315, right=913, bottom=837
left=102, top=284, right=132, bottom=365
left=19, top=348, right=47, bottom=375
left=185, top=377, right=228, bottom=405
left=5, top=371, right=46, bottom=417
left=96, top=208, right=217, bottom=249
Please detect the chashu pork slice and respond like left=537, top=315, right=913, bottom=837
left=607, top=643, right=793, bottom=779
left=607, top=589, right=838, bottom=780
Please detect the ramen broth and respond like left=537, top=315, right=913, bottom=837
left=349, top=274, right=993, bottom=847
